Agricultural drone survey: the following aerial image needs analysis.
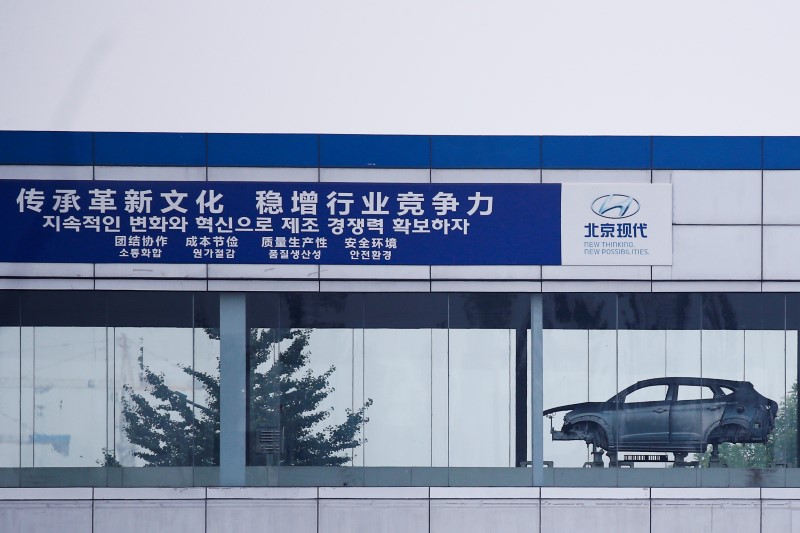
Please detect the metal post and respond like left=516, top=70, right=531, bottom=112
left=531, top=294, right=544, bottom=486
left=220, top=293, right=246, bottom=486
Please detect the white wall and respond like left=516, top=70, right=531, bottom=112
left=3, top=486, right=800, bottom=533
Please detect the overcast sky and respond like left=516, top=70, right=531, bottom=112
left=1, top=1, right=798, bottom=135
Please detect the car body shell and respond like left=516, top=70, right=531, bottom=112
left=543, top=377, right=778, bottom=454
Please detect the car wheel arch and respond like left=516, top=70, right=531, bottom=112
left=703, top=420, right=750, bottom=446
left=569, top=416, right=613, bottom=445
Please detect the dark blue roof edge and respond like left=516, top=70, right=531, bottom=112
left=3, top=132, right=800, bottom=169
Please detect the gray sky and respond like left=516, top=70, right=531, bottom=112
left=1, top=0, right=798, bottom=134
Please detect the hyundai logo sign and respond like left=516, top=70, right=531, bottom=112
left=591, top=194, right=640, bottom=219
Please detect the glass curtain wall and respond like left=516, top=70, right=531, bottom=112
left=0, top=291, right=220, bottom=468
left=543, top=293, right=797, bottom=469
left=0, top=290, right=797, bottom=476
left=245, top=293, right=530, bottom=468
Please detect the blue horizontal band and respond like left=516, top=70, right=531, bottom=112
left=764, top=137, right=800, bottom=170
left=652, top=136, right=762, bottom=170
left=4, top=131, right=800, bottom=170
left=432, top=136, right=540, bottom=169
left=319, top=134, right=430, bottom=168
left=95, top=132, right=206, bottom=166
left=208, top=133, right=318, bottom=167
left=542, top=136, right=650, bottom=169
left=0, top=131, right=92, bottom=165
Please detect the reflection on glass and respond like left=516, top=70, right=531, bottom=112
left=543, top=330, right=589, bottom=467
left=449, top=329, right=514, bottom=467
left=113, top=327, right=202, bottom=466
left=544, top=293, right=795, bottom=471
left=0, top=327, right=20, bottom=467
left=363, top=329, right=433, bottom=466
left=248, top=328, right=368, bottom=466
left=193, top=328, right=221, bottom=466
left=31, top=327, right=106, bottom=467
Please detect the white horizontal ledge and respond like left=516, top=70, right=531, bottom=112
left=0, top=488, right=93, bottom=500
left=0, top=165, right=93, bottom=181
left=319, top=487, right=428, bottom=499
left=207, top=487, right=317, bottom=500
left=762, top=488, right=800, bottom=500
left=94, top=279, right=207, bottom=291
left=93, top=487, right=206, bottom=500
left=430, top=487, right=540, bottom=499
left=541, top=487, right=650, bottom=500
left=0, top=278, right=94, bottom=290
left=650, top=488, right=760, bottom=500
left=0, top=262, right=93, bottom=278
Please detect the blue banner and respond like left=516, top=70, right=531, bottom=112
left=3, top=180, right=561, bottom=265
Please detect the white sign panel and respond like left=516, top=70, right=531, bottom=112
left=561, top=183, right=672, bottom=265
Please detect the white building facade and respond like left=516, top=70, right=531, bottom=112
left=1, top=132, right=799, bottom=532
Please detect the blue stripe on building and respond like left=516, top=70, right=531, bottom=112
left=2, top=132, right=799, bottom=170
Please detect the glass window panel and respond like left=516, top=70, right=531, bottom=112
left=247, top=293, right=364, bottom=467
left=543, top=330, right=589, bottom=468
left=245, top=293, right=280, bottom=330
left=618, top=294, right=701, bottom=330
left=741, top=330, right=785, bottom=468
left=361, top=294, right=446, bottom=467
left=20, top=327, right=33, bottom=468
left=247, top=326, right=278, bottom=466
left=363, top=329, right=432, bottom=466
left=0, top=292, right=19, bottom=326
left=113, top=327, right=195, bottom=466
left=248, top=327, right=362, bottom=467
left=625, top=385, right=668, bottom=403
left=618, top=330, right=666, bottom=391
left=588, top=330, right=617, bottom=402
left=544, top=294, right=615, bottom=330
left=448, top=329, right=513, bottom=467
left=676, top=385, right=714, bottom=401
left=786, top=330, right=798, bottom=468
left=0, top=327, right=20, bottom=467
left=194, top=293, right=220, bottom=330
left=105, top=293, right=216, bottom=467
left=449, top=294, right=529, bottom=330
left=304, top=329, right=358, bottom=463
left=697, top=330, right=745, bottom=465
left=663, top=330, right=703, bottom=464
left=31, top=326, right=106, bottom=467
left=526, top=331, right=532, bottom=465
left=363, top=294, right=447, bottom=329
left=192, top=327, right=220, bottom=466
left=703, top=294, right=784, bottom=331
left=447, top=295, right=526, bottom=467
left=666, top=331, right=702, bottom=377
left=701, top=330, right=745, bottom=383
left=431, top=329, right=448, bottom=467
left=616, top=330, right=668, bottom=465
left=281, top=293, right=363, bottom=328
left=108, top=293, right=194, bottom=328
left=21, top=292, right=105, bottom=327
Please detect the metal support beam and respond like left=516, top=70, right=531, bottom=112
left=531, top=294, right=544, bottom=486
left=220, top=293, right=246, bottom=486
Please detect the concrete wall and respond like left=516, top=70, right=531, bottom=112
left=2, top=486, right=800, bottom=533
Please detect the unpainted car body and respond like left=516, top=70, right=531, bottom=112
left=544, top=377, right=778, bottom=454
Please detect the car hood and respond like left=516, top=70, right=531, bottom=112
left=543, top=401, right=605, bottom=416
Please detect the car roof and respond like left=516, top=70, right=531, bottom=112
left=630, top=377, right=748, bottom=389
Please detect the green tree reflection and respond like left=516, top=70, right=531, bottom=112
left=112, top=328, right=370, bottom=466
left=698, top=383, right=797, bottom=468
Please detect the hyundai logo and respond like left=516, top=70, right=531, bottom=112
left=591, top=194, right=640, bottom=219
